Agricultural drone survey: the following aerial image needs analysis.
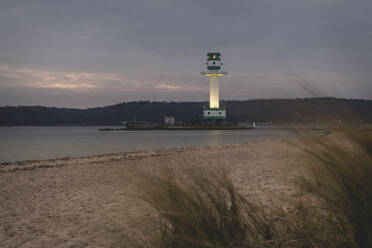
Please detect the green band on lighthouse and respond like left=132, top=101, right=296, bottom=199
left=207, top=53, right=221, bottom=61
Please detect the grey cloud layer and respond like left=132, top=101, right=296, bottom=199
left=0, top=0, right=371, bottom=107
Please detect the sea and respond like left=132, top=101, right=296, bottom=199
left=0, top=125, right=296, bottom=163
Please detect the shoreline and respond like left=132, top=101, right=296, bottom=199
left=0, top=141, right=282, bottom=172
left=0, top=125, right=296, bottom=164
left=0, top=125, right=333, bottom=165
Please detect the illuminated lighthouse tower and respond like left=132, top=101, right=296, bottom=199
left=202, top=52, right=227, bottom=121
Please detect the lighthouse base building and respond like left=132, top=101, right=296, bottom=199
left=202, top=52, right=227, bottom=121
left=203, top=107, right=226, bottom=120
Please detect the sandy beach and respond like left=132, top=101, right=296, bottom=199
left=0, top=139, right=301, bottom=248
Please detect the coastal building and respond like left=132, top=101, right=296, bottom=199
left=201, top=52, right=227, bottom=121
left=164, top=115, right=175, bottom=126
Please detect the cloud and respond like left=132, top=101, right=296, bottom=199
left=0, top=65, right=131, bottom=90
left=154, top=84, right=203, bottom=91
left=0, top=64, right=210, bottom=107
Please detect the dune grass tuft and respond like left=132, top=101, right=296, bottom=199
left=297, top=128, right=372, bottom=248
left=135, top=165, right=269, bottom=247
left=130, top=127, right=372, bottom=248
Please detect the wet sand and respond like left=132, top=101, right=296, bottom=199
left=0, top=139, right=301, bottom=248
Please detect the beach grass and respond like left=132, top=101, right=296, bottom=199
left=129, top=127, right=372, bottom=248
left=297, top=127, right=372, bottom=248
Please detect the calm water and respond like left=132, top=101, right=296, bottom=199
left=0, top=126, right=294, bottom=163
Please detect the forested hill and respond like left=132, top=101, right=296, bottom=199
left=0, top=98, right=371, bottom=125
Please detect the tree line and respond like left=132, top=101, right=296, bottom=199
left=0, top=97, right=371, bottom=125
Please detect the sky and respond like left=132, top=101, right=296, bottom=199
left=0, top=0, right=371, bottom=108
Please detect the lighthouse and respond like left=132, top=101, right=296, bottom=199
left=202, top=52, right=227, bottom=121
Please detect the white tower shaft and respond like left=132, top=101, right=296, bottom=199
left=209, top=75, right=219, bottom=109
